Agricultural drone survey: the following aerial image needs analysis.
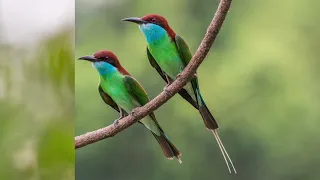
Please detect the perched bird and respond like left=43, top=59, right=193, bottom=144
left=122, top=14, right=236, bottom=173
left=78, top=50, right=182, bottom=163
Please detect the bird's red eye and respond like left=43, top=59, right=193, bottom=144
left=151, top=18, right=156, bottom=23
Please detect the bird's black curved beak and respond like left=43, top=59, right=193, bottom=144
left=78, top=55, right=97, bottom=62
left=121, top=17, right=146, bottom=24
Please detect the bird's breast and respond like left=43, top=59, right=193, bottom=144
left=149, top=41, right=184, bottom=80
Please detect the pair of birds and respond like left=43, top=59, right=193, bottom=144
left=78, top=14, right=236, bottom=174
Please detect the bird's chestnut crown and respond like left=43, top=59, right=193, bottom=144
left=93, top=50, right=119, bottom=67
left=141, top=14, right=170, bottom=30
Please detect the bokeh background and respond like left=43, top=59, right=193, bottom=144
left=76, top=0, right=320, bottom=180
left=0, top=0, right=74, bottom=179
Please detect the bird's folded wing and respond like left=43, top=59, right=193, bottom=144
left=124, top=75, right=163, bottom=135
left=98, top=85, right=120, bottom=112
left=175, top=35, right=200, bottom=103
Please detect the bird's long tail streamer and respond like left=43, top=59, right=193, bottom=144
left=211, top=129, right=237, bottom=174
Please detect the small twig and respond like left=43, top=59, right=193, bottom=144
left=75, top=0, right=233, bottom=149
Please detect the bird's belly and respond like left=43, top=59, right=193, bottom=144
left=150, top=45, right=184, bottom=80
left=102, top=78, right=156, bottom=133
left=149, top=44, right=197, bottom=100
left=102, top=79, right=137, bottom=113
left=158, top=59, right=181, bottom=80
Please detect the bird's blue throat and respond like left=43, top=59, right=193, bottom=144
left=139, top=23, right=167, bottom=44
left=93, top=61, right=117, bottom=76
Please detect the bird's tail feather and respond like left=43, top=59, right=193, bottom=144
left=197, top=92, right=236, bottom=173
left=212, top=129, right=237, bottom=174
left=198, top=94, right=219, bottom=130
left=151, top=132, right=182, bottom=163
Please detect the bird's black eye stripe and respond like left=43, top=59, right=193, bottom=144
left=106, top=58, right=117, bottom=67
left=149, top=18, right=165, bottom=29
left=98, top=57, right=117, bottom=66
left=109, top=61, right=117, bottom=67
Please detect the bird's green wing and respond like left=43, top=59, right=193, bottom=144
left=123, top=76, right=150, bottom=106
left=123, top=75, right=162, bottom=135
left=175, top=35, right=201, bottom=104
left=98, top=85, right=120, bottom=112
left=175, top=35, right=193, bottom=65
left=147, top=46, right=199, bottom=109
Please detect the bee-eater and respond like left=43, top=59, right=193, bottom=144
left=122, top=14, right=236, bottom=173
left=78, top=50, right=182, bottom=163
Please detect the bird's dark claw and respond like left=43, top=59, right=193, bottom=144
left=113, top=119, right=120, bottom=128
left=130, top=108, right=137, bottom=116
left=163, top=85, right=172, bottom=96
left=163, top=84, right=170, bottom=91
left=193, top=73, right=198, bottom=78
left=176, top=73, right=181, bottom=78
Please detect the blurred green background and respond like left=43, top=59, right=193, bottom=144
left=76, top=0, right=320, bottom=180
left=0, top=31, right=74, bottom=179
left=0, top=1, right=74, bottom=179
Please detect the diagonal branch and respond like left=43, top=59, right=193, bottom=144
left=75, top=0, right=233, bottom=149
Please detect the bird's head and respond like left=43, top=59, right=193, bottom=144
left=122, top=14, right=176, bottom=42
left=78, top=50, right=130, bottom=75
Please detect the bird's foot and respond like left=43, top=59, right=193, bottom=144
left=130, top=108, right=138, bottom=116
left=113, top=119, right=120, bottom=128
left=163, top=85, right=172, bottom=96
left=193, top=73, right=198, bottom=78
left=176, top=73, right=181, bottom=78
left=163, top=84, right=170, bottom=91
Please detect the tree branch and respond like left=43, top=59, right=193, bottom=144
left=75, top=0, right=233, bottom=149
